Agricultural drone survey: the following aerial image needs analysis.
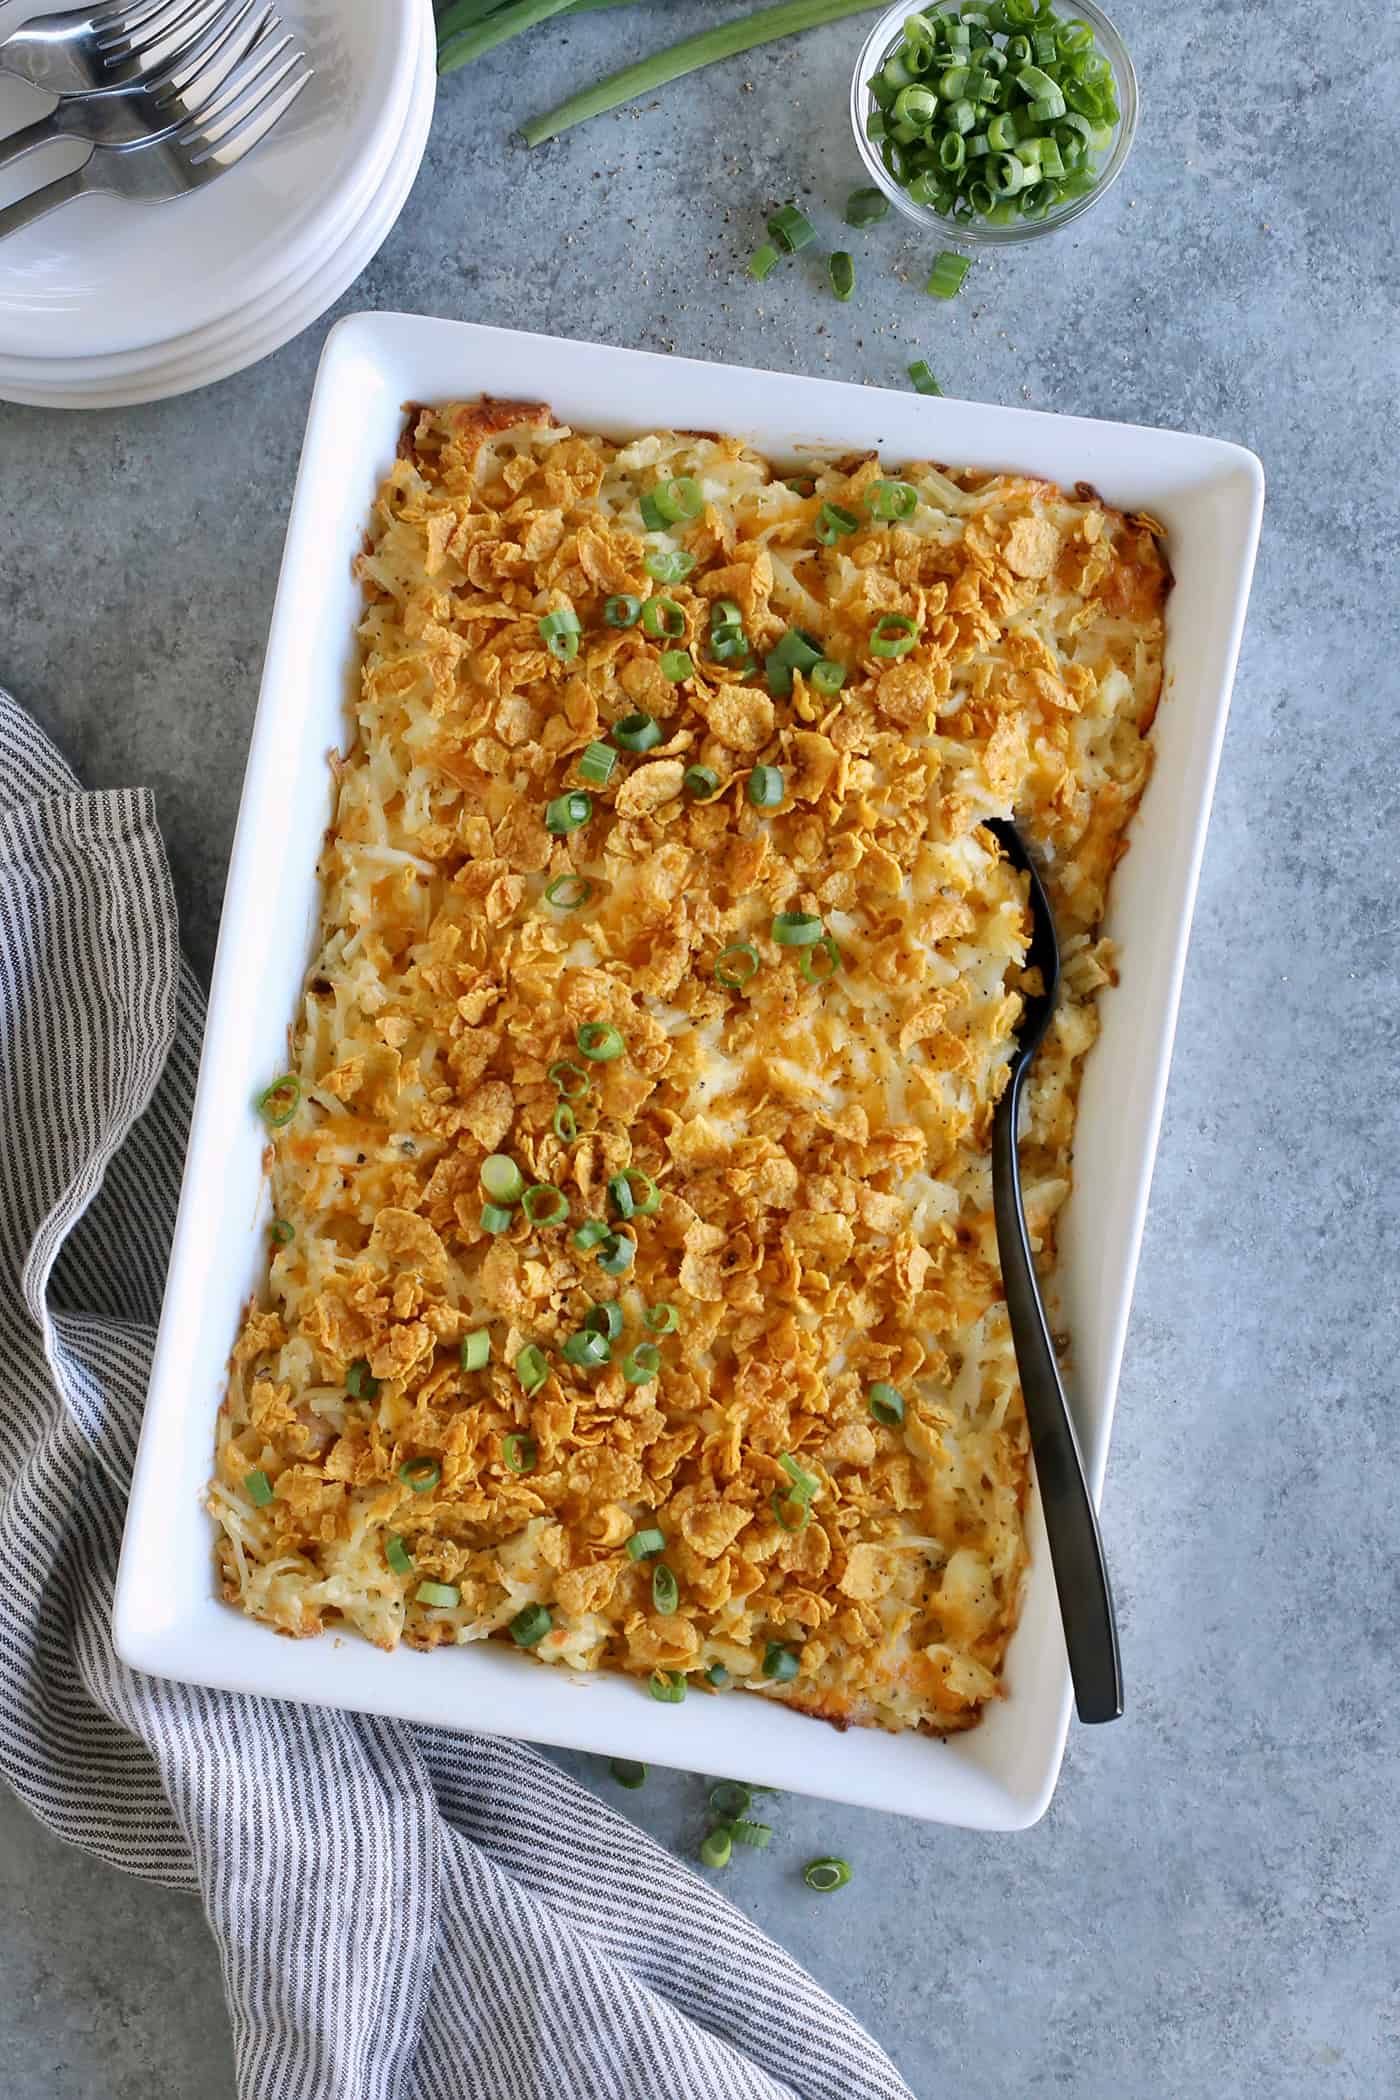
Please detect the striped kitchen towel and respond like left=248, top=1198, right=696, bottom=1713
left=0, top=687, right=914, bottom=2100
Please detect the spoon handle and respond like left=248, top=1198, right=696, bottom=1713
left=993, top=1070, right=1123, bottom=1724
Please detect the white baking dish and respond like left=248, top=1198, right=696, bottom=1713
left=114, top=313, right=1262, bottom=1829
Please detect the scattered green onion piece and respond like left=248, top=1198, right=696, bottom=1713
left=648, top=1669, right=686, bottom=1704
left=604, top=594, right=642, bottom=628
left=640, top=597, right=686, bottom=641
left=584, top=1301, right=624, bottom=1341
left=772, top=1491, right=809, bottom=1532
left=539, top=607, right=581, bottom=661
left=398, top=1456, right=441, bottom=1495
left=624, top=1342, right=661, bottom=1385
left=768, top=202, right=817, bottom=252
left=544, top=872, right=593, bottom=910
left=522, top=1183, right=569, bottom=1227
left=845, top=185, right=890, bottom=226
left=700, top=1826, right=733, bottom=1869
left=870, top=613, right=919, bottom=658
left=508, top=1602, right=551, bottom=1648
left=640, top=476, right=703, bottom=529
left=811, top=659, right=846, bottom=696
left=909, top=359, right=944, bottom=396
left=385, top=1535, right=413, bottom=1577
left=927, top=249, right=972, bottom=297
left=563, top=1327, right=611, bottom=1370
left=270, top=1217, right=294, bottom=1245
left=645, top=547, right=696, bottom=584
left=481, top=1154, right=525, bottom=1204
left=481, top=1203, right=516, bottom=1235
left=614, top=711, right=662, bottom=751
left=868, top=1381, right=905, bottom=1426
left=799, top=932, right=842, bottom=984
left=416, top=1580, right=460, bottom=1610
left=256, top=1073, right=300, bottom=1128
left=661, top=649, right=694, bottom=683
left=502, top=1431, right=538, bottom=1474
left=549, top=1059, right=591, bottom=1100
left=577, top=741, right=617, bottom=788
left=715, top=941, right=761, bottom=989
left=771, top=911, right=823, bottom=948
left=627, top=1527, right=666, bottom=1560
left=804, top=1856, right=852, bottom=1893
left=709, top=1780, right=752, bottom=1818
left=245, top=1469, right=274, bottom=1507
left=609, top=1758, right=647, bottom=1789
left=609, top=1167, right=661, bottom=1220
left=553, top=1103, right=578, bottom=1143
left=515, top=1346, right=549, bottom=1396
left=685, top=765, right=720, bottom=800
left=578, top=1021, right=625, bottom=1062
left=652, top=1563, right=679, bottom=1613
left=644, top=1302, right=679, bottom=1334
left=749, top=241, right=782, bottom=281
left=779, top=1452, right=821, bottom=1501
left=828, top=250, right=855, bottom=302
left=461, top=1330, right=491, bottom=1372
left=346, top=1358, right=381, bottom=1401
left=573, top=1219, right=611, bottom=1253
left=865, top=478, right=919, bottom=522
left=816, top=501, right=859, bottom=545
left=597, top=1232, right=636, bottom=1276
left=705, top=1662, right=730, bottom=1688
left=747, top=766, right=785, bottom=810
left=730, top=1819, right=773, bottom=1849
left=762, top=1642, right=800, bottom=1683
left=546, top=791, right=592, bottom=836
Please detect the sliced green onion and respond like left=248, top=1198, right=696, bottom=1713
left=503, top=1431, right=538, bottom=1474
left=614, top=711, right=663, bottom=752
left=461, top=1330, right=491, bottom=1372
left=909, top=359, right=943, bottom=396
left=270, top=1217, right=294, bottom=1245
left=645, top=547, right=696, bottom=584
left=762, top=1642, right=800, bottom=1683
left=685, top=765, right=720, bottom=799
left=577, top=741, right=616, bottom=787
left=711, top=596, right=743, bottom=629
left=573, top=1218, right=611, bottom=1253
left=597, top=1232, right=636, bottom=1277
left=865, top=478, right=918, bottom=522
left=539, top=607, right=581, bottom=661
left=709, top=1780, right=752, bottom=1818
left=779, top=1452, right=820, bottom=1501
left=747, top=766, right=785, bottom=809
left=640, top=597, right=686, bottom=641
left=766, top=626, right=823, bottom=695
left=544, top=872, right=593, bottom=909
left=481, top=1202, right=515, bottom=1235
left=768, top=202, right=817, bottom=252
left=256, top=1073, right=300, bottom=1128
left=661, top=650, right=694, bottom=683
left=700, top=1826, right=732, bottom=1868
left=816, top=501, right=859, bottom=545
left=868, top=1381, right=905, bottom=1426
left=772, top=1491, right=809, bottom=1532
left=652, top=1563, right=679, bottom=1613
left=771, top=911, right=823, bottom=948
left=608, top=1167, right=660, bottom=1220
left=811, top=659, right=846, bottom=696
left=828, top=250, right=855, bottom=302
left=553, top=1103, right=578, bottom=1143
left=584, top=1300, right=624, bottom=1341
left=705, top=1662, right=730, bottom=1688
left=510, top=1602, right=552, bottom=1648
left=385, top=1534, right=413, bottom=1577
left=245, top=1469, right=274, bottom=1507
left=644, top=1302, right=679, bottom=1334
left=609, top=1758, right=647, bottom=1789
left=399, top=1456, right=441, bottom=1495
left=627, top=1526, right=666, bottom=1560
left=416, top=1580, right=460, bottom=1609
left=845, top=184, right=890, bottom=226
left=927, top=250, right=972, bottom=298
left=640, top=475, right=703, bottom=529
left=548, top=1059, right=590, bottom=1100
left=870, top=612, right=919, bottom=658
left=749, top=241, right=782, bottom=281
left=648, top=1669, right=686, bottom=1704
left=604, top=594, right=642, bottom=628
left=624, top=1343, right=661, bottom=1385
left=346, top=1358, right=380, bottom=1401
left=715, top=941, right=761, bottom=989
left=481, top=1154, right=525, bottom=1204
left=578, top=1021, right=625, bottom=1062
left=804, top=1856, right=852, bottom=1893
left=730, top=1819, right=773, bottom=1849
left=546, top=791, right=592, bottom=835
left=515, top=1346, right=549, bottom=1396
left=522, top=1183, right=569, bottom=1227
left=799, top=932, right=842, bottom=984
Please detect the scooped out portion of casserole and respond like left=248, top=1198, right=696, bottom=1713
left=212, top=399, right=1167, bottom=1734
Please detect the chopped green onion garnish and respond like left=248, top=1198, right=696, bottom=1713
left=800, top=932, right=842, bottom=984
left=577, top=741, right=616, bottom=788
left=539, top=607, right=581, bottom=661
left=652, top=1563, right=679, bottom=1613
left=578, top=1021, right=624, bottom=1062
left=644, top=1301, right=679, bottom=1334
left=868, top=1380, right=905, bottom=1425
left=608, top=1167, right=660, bottom=1220
left=624, top=1342, right=661, bottom=1385
left=715, top=941, right=761, bottom=989
left=771, top=911, right=823, bottom=947
left=828, top=250, right=855, bottom=301
left=544, top=873, right=593, bottom=910
left=927, top=251, right=972, bottom=299
left=909, top=359, right=944, bottom=396
left=481, top=1154, right=524, bottom=1204
left=461, top=1330, right=491, bottom=1372
left=661, top=649, right=694, bottom=683
left=481, top=1202, right=515, bottom=1235
left=562, top=1326, right=610, bottom=1372
left=645, top=548, right=696, bottom=585
left=768, top=203, right=816, bottom=252
left=811, top=659, right=846, bottom=696
left=640, top=476, right=703, bottom=529
left=545, top=791, right=592, bottom=835
left=416, top=1580, right=459, bottom=1609
left=772, top=1492, right=809, bottom=1532
left=627, top=1526, right=665, bottom=1560
left=747, top=766, right=785, bottom=810
left=346, top=1358, right=380, bottom=1401
left=700, top=1826, right=732, bottom=1868
left=245, top=1469, right=274, bottom=1507
left=553, top=1103, right=578, bottom=1143
left=515, top=1346, right=549, bottom=1396
left=573, top=1219, right=611, bottom=1253
left=865, top=478, right=918, bottom=522
left=845, top=185, right=890, bottom=226
left=548, top=1059, right=590, bottom=1100
left=522, top=1183, right=569, bottom=1227
left=685, top=765, right=721, bottom=799
left=604, top=594, right=642, bottom=628
left=648, top=1669, right=686, bottom=1704
left=730, top=1819, right=773, bottom=1849
left=399, top=1457, right=441, bottom=1495
left=609, top=1758, right=647, bottom=1789
left=641, top=596, right=686, bottom=641
left=614, top=711, right=664, bottom=752
left=597, top=1232, right=636, bottom=1277
left=816, top=501, right=859, bottom=545
left=385, top=1535, right=413, bottom=1577
left=766, top=626, right=823, bottom=695
left=502, top=1431, right=538, bottom=1474
left=583, top=1301, right=624, bottom=1341
left=705, top=1662, right=730, bottom=1688
left=256, top=1073, right=300, bottom=1128
left=510, top=1602, right=552, bottom=1648
left=779, top=1452, right=820, bottom=1501
left=762, top=1642, right=799, bottom=1682
left=709, top=1780, right=752, bottom=1818
left=804, top=1856, right=852, bottom=1893
left=748, top=241, right=782, bottom=281
left=270, top=1217, right=294, bottom=1245
left=870, top=612, right=919, bottom=658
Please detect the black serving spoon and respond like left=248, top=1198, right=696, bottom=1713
left=986, top=818, right=1124, bottom=1726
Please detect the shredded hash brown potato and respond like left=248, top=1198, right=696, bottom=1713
left=212, top=400, right=1167, bottom=1735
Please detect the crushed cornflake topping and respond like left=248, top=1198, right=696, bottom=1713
left=211, top=400, right=1167, bottom=1735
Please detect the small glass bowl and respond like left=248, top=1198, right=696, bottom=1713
left=849, top=0, right=1138, bottom=247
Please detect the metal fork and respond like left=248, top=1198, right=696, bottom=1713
left=0, top=1, right=277, bottom=179
left=0, top=0, right=235, bottom=98
left=0, top=35, right=311, bottom=243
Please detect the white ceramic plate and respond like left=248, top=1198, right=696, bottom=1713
left=0, top=0, right=424, bottom=361
left=0, top=3, right=433, bottom=407
left=114, top=316, right=1264, bottom=1830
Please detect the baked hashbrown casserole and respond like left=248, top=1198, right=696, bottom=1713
left=212, top=400, right=1167, bottom=1735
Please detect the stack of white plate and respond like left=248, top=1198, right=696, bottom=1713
left=0, top=0, right=434, bottom=408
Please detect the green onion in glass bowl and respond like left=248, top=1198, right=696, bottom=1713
left=850, top=0, right=1137, bottom=246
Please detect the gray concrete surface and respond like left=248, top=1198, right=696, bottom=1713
left=2, top=2, right=1398, bottom=2096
